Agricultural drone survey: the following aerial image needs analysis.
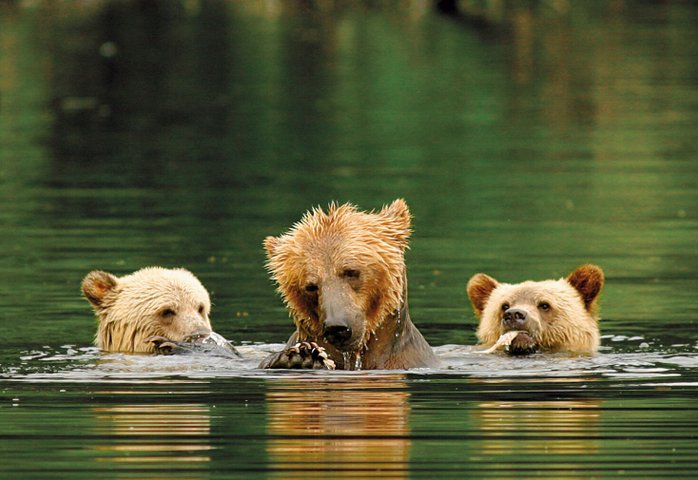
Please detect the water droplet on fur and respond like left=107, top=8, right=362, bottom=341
left=342, top=352, right=352, bottom=370
left=395, top=309, right=402, bottom=338
left=354, top=355, right=362, bottom=371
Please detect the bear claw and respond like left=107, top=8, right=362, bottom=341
left=267, top=342, right=336, bottom=370
left=145, top=334, right=241, bottom=358
left=506, top=332, right=539, bottom=355
left=145, top=336, right=183, bottom=355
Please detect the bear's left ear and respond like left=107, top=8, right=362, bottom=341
left=466, top=273, right=499, bottom=317
left=567, top=264, right=604, bottom=311
left=264, top=236, right=280, bottom=258
left=82, top=270, right=119, bottom=309
left=379, top=198, right=412, bottom=248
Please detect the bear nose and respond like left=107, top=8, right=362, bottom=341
left=324, top=324, right=352, bottom=347
left=503, top=308, right=527, bottom=330
left=184, top=326, right=212, bottom=343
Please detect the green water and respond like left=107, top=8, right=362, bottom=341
left=1, top=1, right=697, bottom=478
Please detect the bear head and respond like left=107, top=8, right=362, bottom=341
left=82, top=267, right=212, bottom=353
left=466, top=264, right=604, bottom=354
left=264, top=199, right=412, bottom=353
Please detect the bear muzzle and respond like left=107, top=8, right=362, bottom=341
left=501, top=308, right=541, bottom=354
left=180, top=318, right=213, bottom=343
left=502, top=308, right=528, bottom=331
left=323, top=323, right=353, bottom=347
left=322, top=313, right=365, bottom=351
left=318, top=284, right=365, bottom=350
left=502, top=308, right=542, bottom=337
left=183, top=328, right=212, bottom=343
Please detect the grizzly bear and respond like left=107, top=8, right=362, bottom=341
left=260, top=199, right=439, bottom=370
left=81, top=267, right=214, bottom=354
left=466, top=264, right=604, bottom=355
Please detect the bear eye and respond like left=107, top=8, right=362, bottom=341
left=198, top=305, right=205, bottom=316
left=343, top=269, right=360, bottom=280
left=539, top=302, right=551, bottom=311
left=305, top=283, right=319, bottom=293
left=161, top=308, right=176, bottom=318
left=501, top=303, right=510, bottom=312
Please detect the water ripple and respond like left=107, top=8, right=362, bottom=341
left=4, top=339, right=698, bottom=385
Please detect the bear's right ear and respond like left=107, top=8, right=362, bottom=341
left=379, top=198, right=412, bottom=249
left=567, top=264, right=604, bottom=311
left=81, top=271, right=119, bottom=308
left=264, top=236, right=280, bottom=258
left=466, top=273, right=499, bottom=317
left=380, top=199, right=411, bottom=224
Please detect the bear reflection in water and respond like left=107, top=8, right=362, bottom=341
left=265, top=375, right=411, bottom=478
left=471, top=378, right=602, bottom=476
left=92, top=392, right=212, bottom=466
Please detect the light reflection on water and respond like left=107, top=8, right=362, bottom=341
left=5, top=340, right=698, bottom=384
left=474, top=399, right=602, bottom=456
left=266, top=376, right=411, bottom=478
left=3, top=341, right=698, bottom=479
left=92, top=400, right=213, bottom=464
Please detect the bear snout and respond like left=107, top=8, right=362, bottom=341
left=184, top=328, right=212, bottom=343
left=318, top=283, right=365, bottom=350
left=323, top=323, right=353, bottom=347
left=180, top=318, right=212, bottom=343
left=502, top=308, right=528, bottom=330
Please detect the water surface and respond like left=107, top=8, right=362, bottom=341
left=3, top=339, right=698, bottom=478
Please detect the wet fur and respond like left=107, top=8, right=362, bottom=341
left=467, top=265, right=604, bottom=354
left=261, top=199, right=438, bottom=369
left=82, top=267, right=212, bottom=354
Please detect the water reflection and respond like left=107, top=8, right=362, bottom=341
left=475, top=399, right=600, bottom=456
left=265, top=375, right=410, bottom=478
left=92, top=390, right=212, bottom=468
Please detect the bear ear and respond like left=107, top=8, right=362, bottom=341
left=81, top=270, right=119, bottom=308
left=380, top=199, right=411, bottom=226
left=567, top=264, right=604, bottom=311
left=466, top=273, right=499, bottom=317
left=264, top=236, right=280, bottom=258
left=379, top=198, right=412, bottom=247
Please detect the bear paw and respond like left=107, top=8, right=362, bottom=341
left=267, top=342, right=336, bottom=370
left=505, top=332, right=539, bottom=356
left=146, top=335, right=191, bottom=355
left=482, top=331, right=539, bottom=356
left=145, top=334, right=241, bottom=358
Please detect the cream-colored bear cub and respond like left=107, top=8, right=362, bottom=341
left=466, top=264, right=604, bottom=355
left=82, top=267, right=213, bottom=353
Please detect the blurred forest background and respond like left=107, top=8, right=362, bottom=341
left=0, top=0, right=696, bottom=348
